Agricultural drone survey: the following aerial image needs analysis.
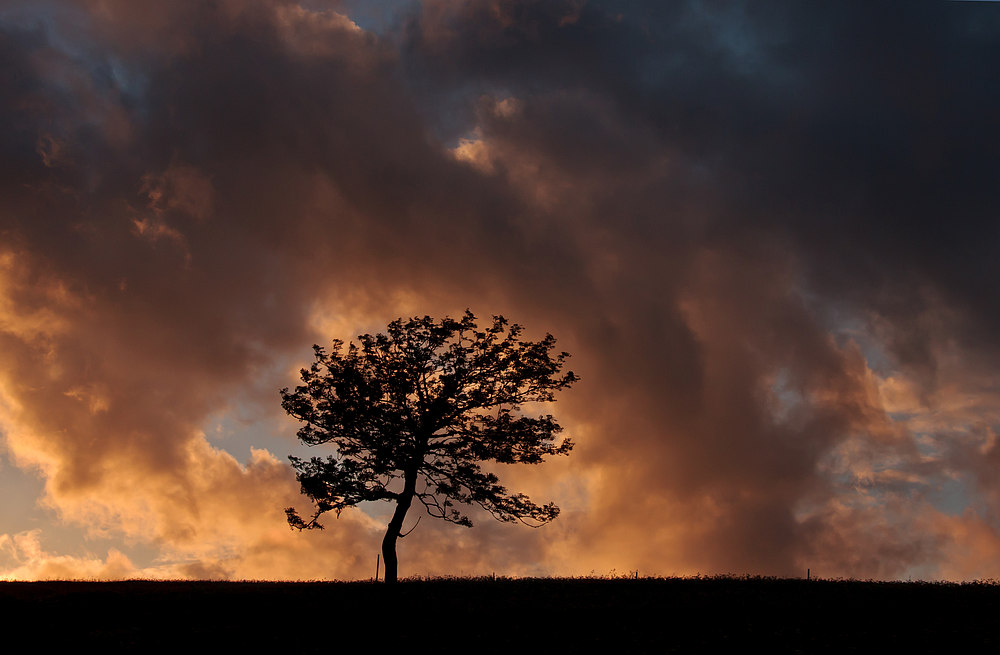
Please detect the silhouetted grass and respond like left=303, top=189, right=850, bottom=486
left=1, top=575, right=996, bottom=651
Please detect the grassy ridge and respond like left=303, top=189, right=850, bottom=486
left=2, top=576, right=996, bottom=651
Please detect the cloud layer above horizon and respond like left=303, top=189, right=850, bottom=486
left=1, top=0, right=1000, bottom=580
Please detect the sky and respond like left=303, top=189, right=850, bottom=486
left=1, top=0, right=999, bottom=581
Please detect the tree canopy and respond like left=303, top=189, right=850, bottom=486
left=280, top=311, right=578, bottom=581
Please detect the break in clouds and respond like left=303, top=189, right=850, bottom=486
left=1, top=0, right=999, bottom=580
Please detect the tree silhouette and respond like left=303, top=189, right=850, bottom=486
left=281, top=311, right=577, bottom=582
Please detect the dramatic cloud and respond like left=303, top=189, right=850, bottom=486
left=0, top=0, right=998, bottom=580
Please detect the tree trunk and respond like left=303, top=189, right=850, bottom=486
left=381, top=465, right=417, bottom=583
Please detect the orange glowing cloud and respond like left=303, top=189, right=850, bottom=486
left=0, top=0, right=998, bottom=582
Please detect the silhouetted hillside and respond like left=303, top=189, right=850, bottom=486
left=1, top=576, right=995, bottom=651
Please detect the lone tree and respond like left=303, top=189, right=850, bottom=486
left=281, top=311, right=577, bottom=583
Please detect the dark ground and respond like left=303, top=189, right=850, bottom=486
left=2, top=576, right=996, bottom=652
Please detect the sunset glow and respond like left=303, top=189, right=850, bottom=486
left=1, top=0, right=999, bottom=581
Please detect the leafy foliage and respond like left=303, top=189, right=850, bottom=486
left=281, top=311, right=578, bottom=532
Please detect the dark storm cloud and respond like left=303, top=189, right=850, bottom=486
left=403, top=0, right=1000, bottom=311
left=394, top=0, right=1000, bottom=576
left=0, top=0, right=998, bottom=579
